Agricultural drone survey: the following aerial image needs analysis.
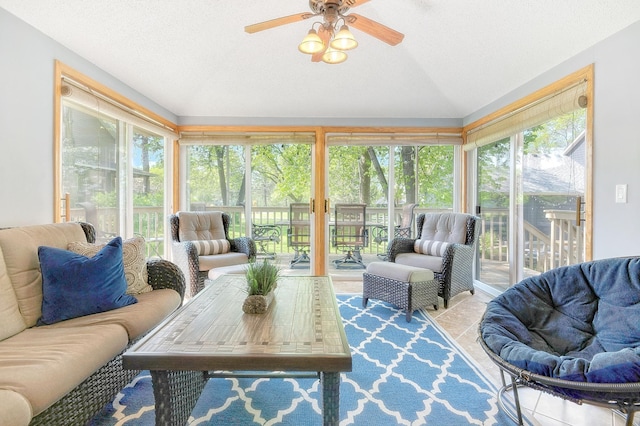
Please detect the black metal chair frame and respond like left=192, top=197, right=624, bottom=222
left=251, top=223, right=281, bottom=259
left=478, top=331, right=640, bottom=426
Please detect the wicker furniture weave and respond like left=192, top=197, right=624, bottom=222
left=4, top=223, right=186, bottom=426
left=479, top=257, right=640, bottom=426
left=363, top=262, right=438, bottom=322
left=387, top=213, right=479, bottom=308
left=169, top=211, right=256, bottom=297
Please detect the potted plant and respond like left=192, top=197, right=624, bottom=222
left=242, top=258, right=281, bottom=314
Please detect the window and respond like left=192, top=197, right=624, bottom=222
left=55, top=62, right=176, bottom=257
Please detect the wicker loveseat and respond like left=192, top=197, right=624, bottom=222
left=479, top=257, right=640, bottom=425
left=0, top=222, right=185, bottom=426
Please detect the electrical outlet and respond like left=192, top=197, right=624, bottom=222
left=615, top=184, right=627, bottom=203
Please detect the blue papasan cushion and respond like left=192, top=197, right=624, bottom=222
left=38, top=236, right=138, bottom=325
left=481, top=257, right=640, bottom=384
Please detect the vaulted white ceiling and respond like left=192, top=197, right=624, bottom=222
left=2, top=1, right=640, bottom=120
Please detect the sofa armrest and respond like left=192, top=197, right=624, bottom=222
left=387, top=237, right=416, bottom=262
left=231, top=236, right=257, bottom=261
left=146, top=258, right=186, bottom=301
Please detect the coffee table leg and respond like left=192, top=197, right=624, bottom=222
left=151, top=370, right=207, bottom=426
left=321, top=371, right=340, bottom=426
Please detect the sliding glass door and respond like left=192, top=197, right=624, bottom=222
left=325, top=136, right=459, bottom=280
left=60, top=102, right=167, bottom=257
left=179, top=133, right=314, bottom=275
left=474, top=109, right=587, bottom=292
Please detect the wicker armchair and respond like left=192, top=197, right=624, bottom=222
left=387, top=212, right=478, bottom=308
left=169, top=211, right=256, bottom=297
left=30, top=223, right=185, bottom=426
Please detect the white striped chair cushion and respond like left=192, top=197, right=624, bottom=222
left=193, top=239, right=230, bottom=255
left=414, top=239, right=450, bottom=257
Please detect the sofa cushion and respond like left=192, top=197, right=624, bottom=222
left=39, top=288, right=181, bottom=341
left=0, top=223, right=88, bottom=327
left=0, top=389, right=32, bottom=426
left=414, top=239, right=450, bottom=256
left=68, top=236, right=152, bottom=295
left=0, top=324, right=128, bottom=417
left=0, top=246, right=27, bottom=341
left=178, top=211, right=226, bottom=241
left=366, top=261, right=434, bottom=283
left=395, top=252, right=444, bottom=273
left=38, top=237, right=137, bottom=325
left=192, top=239, right=231, bottom=255
left=420, top=213, right=468, bottom=244
left=198, top=252, right=249, bottom=271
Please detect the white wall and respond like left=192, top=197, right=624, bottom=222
left=1, top=7, right=638, bottom=258
left=464, top=21, right=640, bottom=259
left=0, top=8, right=176, bottom=227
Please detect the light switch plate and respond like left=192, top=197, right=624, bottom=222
left=616, top=184, right=628, bottom=203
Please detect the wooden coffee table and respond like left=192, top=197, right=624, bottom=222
left=123, top=275, right=352, bottom=425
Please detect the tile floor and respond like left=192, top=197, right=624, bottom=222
left=332, top=279, right=638, bottom=426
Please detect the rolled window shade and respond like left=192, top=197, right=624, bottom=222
left=327, top=133, right=463, bottom=146
left=178, top=132, right=315, bottom=145
left=61, top=81, right=176, bottom=139
left=464, top=80, right=587, bottom=151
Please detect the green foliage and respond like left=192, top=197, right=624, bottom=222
left=251, top=144, right=312, bottom=205
left=245, top=259, right=281, bottom=295
left=187, top=145, right=246, bottom=206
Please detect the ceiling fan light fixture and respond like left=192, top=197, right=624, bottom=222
left=322, top=46, right=347, bottom=64
left=298, top=29, right=325, bottom=54
left=330, top=25, right=358, bottom=51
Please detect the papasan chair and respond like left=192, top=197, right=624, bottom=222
left=479, top=257, right=640, bottom=425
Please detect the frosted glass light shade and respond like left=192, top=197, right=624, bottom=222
left=322, top=47, right=347, bottom=64
left=330, top=25, right=358, bottom=51
left=298, top=29, right=325, bottom=54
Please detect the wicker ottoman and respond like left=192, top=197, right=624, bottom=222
left=363, top=262, right=438, bottom=322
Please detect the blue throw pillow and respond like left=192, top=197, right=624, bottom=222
left=38, top=236, right=137, bottom=325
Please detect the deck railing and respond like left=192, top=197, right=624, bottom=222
left=71, top=205, right=584, bottom=271
left=478, top=208, right=585, bottom=273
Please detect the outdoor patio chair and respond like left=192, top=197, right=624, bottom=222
left=332, top=203, right=368, bottom=269
left=169, top=211, right=256, bottom=297
left=388, top=212, right=478, bottom=308
left=252, top=223, right=281, bottom=259
left=287, top=203, right=311, bottom=267
left=371, top=203, right=418, bottom=260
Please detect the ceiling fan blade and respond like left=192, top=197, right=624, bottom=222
left=311, top=26, right=332, bottom=62
left=346, top=13, right=405, bottom=46
left=343, top=0, right=372, bottom=7
left=245, top=12, right=314, bottom=34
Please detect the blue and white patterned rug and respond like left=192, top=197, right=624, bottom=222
left=90, top=295, right=514, bottom=425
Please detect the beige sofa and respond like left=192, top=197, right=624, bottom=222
left=0, top=222, right=184, bottom=426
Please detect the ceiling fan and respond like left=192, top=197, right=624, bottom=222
left=244, top=0, right=404, bottom=64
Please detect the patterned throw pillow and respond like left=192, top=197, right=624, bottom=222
left=414, top=239, right=450, bottom=257
left=68, top=236, right=152, bottom=295
left=192, top=239, right=231, bottom=255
